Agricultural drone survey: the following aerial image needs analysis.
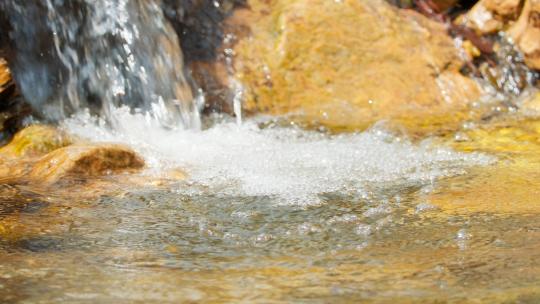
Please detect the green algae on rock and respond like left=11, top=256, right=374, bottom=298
left=0, top=125, right=145, bottom=184
left=0, top=125, right=72, bottom=158
left=231, top=0, right=482, bottom=132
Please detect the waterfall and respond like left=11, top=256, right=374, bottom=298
left=0, top=0, right=201, bottom=129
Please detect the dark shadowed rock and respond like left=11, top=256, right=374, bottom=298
left=162, top=0, right=246, bottom=63
left=0, top=58, right=30, bottom=144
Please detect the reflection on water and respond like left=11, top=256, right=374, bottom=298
left=2, top=177, right=540, bottom=303
left=2, top=116, right=540, bottom=302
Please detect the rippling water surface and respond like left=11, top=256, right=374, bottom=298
left=4, top=112, right=540, bottom=303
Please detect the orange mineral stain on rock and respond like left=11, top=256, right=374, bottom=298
left=0, top=58, right=10, bottom=91
left=232, top=0, right=482, bottom=133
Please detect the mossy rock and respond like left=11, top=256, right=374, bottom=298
left=0, top=125, right=73, bottom=158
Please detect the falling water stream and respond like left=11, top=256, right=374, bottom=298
left=3, top=1, right=540, bottom=303
left=0, top=0, right=201, bottom=128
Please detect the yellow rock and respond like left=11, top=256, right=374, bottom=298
left=459, top=0, right=540, bottom=70
left=462, top=40, right=482, bottom=60
left=456, top=2, right=504, bottom=34
left=519, top=91, right=540, bottom=114
left=0, top=125, right=72, bottom=158
left=29, top=143, right=145, bottom=184
left=508, top=0, right=540, bottom=70
left=0, top=58, right=10, bottom=90
left=484, top=0, right=522, bottom=17
left=457, top=0, right=521, bottom=34
left=232, top=0, right=482, bottom=132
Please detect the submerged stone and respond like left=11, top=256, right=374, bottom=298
left=231, top=0, right=482, bottom=132
left=29, top=144, right=145, bottom=184
left=426, top=118, right=540, bottom=214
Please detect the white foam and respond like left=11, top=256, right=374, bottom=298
left=62, top=108, right=495, bottom=206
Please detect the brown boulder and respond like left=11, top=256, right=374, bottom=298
left=29, top=144, right=145, bottom=184
left=0, top=125, right=146, bottom=184
left=231, top=0, right=482, bottom=131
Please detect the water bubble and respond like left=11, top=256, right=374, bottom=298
left=363, top=205, right=392, bottom=218
left=456, top=228, right=472, bottom=240
left=355, top=224, right=372, bottom=237
left=63, top=113, right=495, bottom=205
left=456, top=228, right=472, bottom=250
left=415, top=202, right=440, bottom=214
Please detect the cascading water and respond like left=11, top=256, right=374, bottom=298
left=0, top=0, right=201, bottom=129
left=0, top=0, right=496, bottom=210
left=8, top=2, right=540, bottom=303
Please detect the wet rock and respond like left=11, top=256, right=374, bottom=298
left=388, top=0, right=460, bottom=11
left=161, top=0, right=247, bottom=113
left=457, top=0, right=521, bottom=34
left=508, top=0, right=540, bottom=70
left=28, top=144, right=145, bottom=184
left=477, top=38, right=536, bottom=97
left=433, top=0, right=463, bottom=11
left=0, top=125, right=71, bottom=157
left=0, top=125, right=72, bottom=158
left=457, top=2, right=506, bottom=34
left=0, top=58, right=29, bottom=143
left=0, top=126, right=150, bottom=186
left=162, top=0, right=246, bottom=63
left=456, top=0, right=521, bottom=34
left=0, top=59, right=9, bottom=90
left=458, top=0, right=540, bottom=70
left=483, top=0, right=522, bottom=17
left=231, top=0, right=482, bottom=131
left=520, top=90, right=540, bottom=114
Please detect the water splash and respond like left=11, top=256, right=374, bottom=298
left=63, top=108, right=495, bottom=206
left=231, top=80, right=244, bottom=126
left=1, top=0, right=200, bottom=129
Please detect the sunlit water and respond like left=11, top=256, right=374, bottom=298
left=14, top=109, right=540, bottom=302
left=3, top=0, right=540, bottom=301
